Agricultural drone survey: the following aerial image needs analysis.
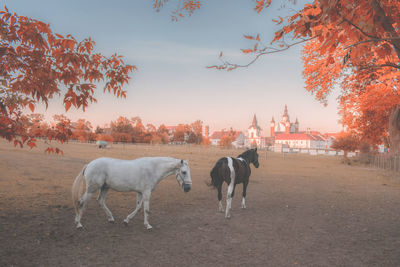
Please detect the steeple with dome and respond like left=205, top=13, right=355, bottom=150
left=270, top=105, right=299, bottom=137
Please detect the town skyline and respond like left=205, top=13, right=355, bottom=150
left=7, top=0, right=342, bottom=134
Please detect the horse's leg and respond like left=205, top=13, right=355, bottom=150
left=97, top=185, right=114, bottom=223
left=242, top=181, right=248, bottom=209
left=142, top=190, right=152, bottom=230
left=225, top=181, right=234, bottom=219
left=75, top=191, right=94, bottom=229
left=231, top=184, right=236, bottom=198
left=217, top=184, right=224, bottom=213
left=230, top=184, right=237, bottom=211
left=123, top=192, right=143, bottom=224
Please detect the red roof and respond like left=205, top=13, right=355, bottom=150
left=275, top=133, right=325, bottom=141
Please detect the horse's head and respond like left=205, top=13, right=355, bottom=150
left=250, top=148, right=260, bottom=168
left=176, top=159, right=192, bottom=192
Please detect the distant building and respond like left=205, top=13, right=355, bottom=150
left=270, top=105, right=299, bottom=137
left=274, top=132, right=326, bottom=149
left=246, top=114, right=264, bottom=148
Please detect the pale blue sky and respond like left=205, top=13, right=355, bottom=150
left=4, top=0, right=343, bottom=135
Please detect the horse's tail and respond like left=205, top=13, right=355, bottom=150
left=72, top=164, right=88, bottom=214
left=209, top=159, right=223, bottom=188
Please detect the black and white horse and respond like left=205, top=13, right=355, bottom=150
left=209, top=148, right=259, bottom=218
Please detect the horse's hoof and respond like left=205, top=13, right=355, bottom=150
left=242, top=205, right=246, bottom=209
left=123, top=219, right=129, bottom=225
left=225, top=214, right=231, bottom=219
left=218, top=209, right=224, bottom=213
left=146, top=225, right=153, bottom=230
left=76, top=223, right=83, bottom=229
left=108, top=219, right=115, bottom=223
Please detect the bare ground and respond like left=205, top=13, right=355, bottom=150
left=1, top=140, right=400, bottom=266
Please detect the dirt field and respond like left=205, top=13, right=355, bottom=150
left=1, top=140, right=400, bottom=266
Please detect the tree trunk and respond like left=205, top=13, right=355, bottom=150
left=388, top=105, right=400, bottom=155
left=370, top=0, right=400, bottom=61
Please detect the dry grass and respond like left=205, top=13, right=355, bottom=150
left=1, top=139, right=400, bottom=266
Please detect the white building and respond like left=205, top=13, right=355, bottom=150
left=275, top=133, right=326, bottom=149
left=246, top=114, right=264, bottom=148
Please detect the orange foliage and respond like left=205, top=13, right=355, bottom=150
left=0, top=6, right=135, bottom=153
left=72, top=119, right=93, bottom=142
left=159, top=0, right=400, bottom=146
left=201, top=137, right=211, bottom=146
left=97, top=134, right=114, bottom=143
left=219, top=135, right=234, bottom=149
left=331, top=132, right=360, bottom=158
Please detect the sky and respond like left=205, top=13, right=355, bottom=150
left=3, top=0, right=343, bottom=135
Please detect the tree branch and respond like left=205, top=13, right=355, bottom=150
left=358, top=63, right=400, bottom=70
left=209, top=37, right=317, bottom=71
left=344, top=37, right=400, bottom=50
left=341, top=17, right=379, bottom=40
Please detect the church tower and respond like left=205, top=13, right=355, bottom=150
left=283, top=105, right=290, bottom=134
left=252, top=114, right=258, bottom=128
left=247, top=114, right=262, bottom=147
left=270, top=117, right=275, bottom=137
left=295, top=118, right=299, bottom=133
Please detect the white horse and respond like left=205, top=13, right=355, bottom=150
left=72, top=157, right=192, bottom=229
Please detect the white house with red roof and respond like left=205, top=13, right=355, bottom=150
left=274, top=132, right=326, bottom=149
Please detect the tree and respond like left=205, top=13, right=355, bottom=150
left=219, top=135, right=233, bottom=149
left=331, top=132, right=360, bottom=160
left=97, top=133, right=114, bottom=143
left=72, top=118, right=93, bottom=142
left=388, top=105, right=400, bottom=155
left=173, top=124, right=186, bottom=142
left=110, top=116, right=134, bottom=142
left=201, top=137, right=211, bottom=146
left=25, top=113, right=48, bottom=138
left=157, top=124, right=170, bottom=144
left=0, top=6, right=135, bottom=152
left=131, top=117, right=146, bottom=143
left=218, top=128, right=237, bottom=149
left=189, top=120, right=203, bottom=144
left=156, top=0, right=400, bottom=146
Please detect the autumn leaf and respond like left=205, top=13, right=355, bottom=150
left=241, top=49, right=253, bottom=54
left=28, top=103, right=35, bottom=112
left=244, top=35, right=254, bottom=40
left=272, top=16, right=283, bottom=25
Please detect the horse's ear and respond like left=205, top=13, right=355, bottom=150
left=254, top=147, right=257, bottom=152
left=181, top=159, right=183, bottom=164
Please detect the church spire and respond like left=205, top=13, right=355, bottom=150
left=252, top=114, right=258, bottom=127
left=284, top=104, right=288, bottom=116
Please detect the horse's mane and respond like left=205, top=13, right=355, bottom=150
left=237, top=149, right=253, bottom=160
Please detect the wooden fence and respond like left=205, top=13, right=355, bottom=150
left=369, top=154, right=400, bottom=173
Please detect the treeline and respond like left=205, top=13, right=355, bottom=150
left=23, top=114, right=211, bottom=145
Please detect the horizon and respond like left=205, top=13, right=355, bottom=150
left=5, top=0, right=343, bottom=134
